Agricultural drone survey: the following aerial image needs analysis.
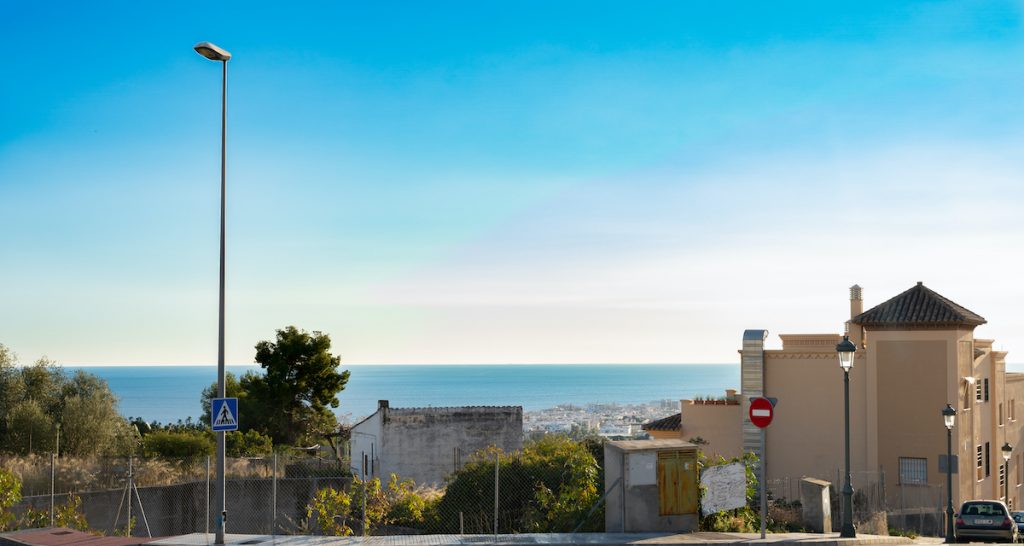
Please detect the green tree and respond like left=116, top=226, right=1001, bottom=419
left=202, top=327, right=349, bottom=446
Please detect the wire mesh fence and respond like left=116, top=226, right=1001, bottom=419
left=764, top=469, right=948, bottom=536
left=3, top=444, right=605, bottom=538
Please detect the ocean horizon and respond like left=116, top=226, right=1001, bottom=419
left=63, top=363, right=740, bottom=425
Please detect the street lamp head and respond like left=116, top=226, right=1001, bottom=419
left=836, top=335, right=856, bottom=371
left=1003, top=442, right=1013, bottom=462
left=194, top=42, right=231, bottom=61
left=943, top=403, right=956, bottom=430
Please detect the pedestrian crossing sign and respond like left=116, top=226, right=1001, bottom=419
left=211, top=398, right=238, bottom=431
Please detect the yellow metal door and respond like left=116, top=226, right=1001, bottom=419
left=657, top=451, right=698, bottom=515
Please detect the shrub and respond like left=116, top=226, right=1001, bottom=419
left=0, top=467, right=22, bottom=531
left=306, top=486, right=352, bottom=535
left=141, top=430, right=214, bottom=458
left=226, top=430, right=273, bottom=457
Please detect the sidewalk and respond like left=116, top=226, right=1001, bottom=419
left=148, top=532, right=917, bottom=546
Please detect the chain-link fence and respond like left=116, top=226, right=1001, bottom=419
left=765, top=469, right=947, bottom=537
left=5, top=445, right=604, bottom=538
left=6, top=453, right=350, bottom=537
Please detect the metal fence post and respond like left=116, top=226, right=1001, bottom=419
left=49, top=452, right=55, bottom=527
left=494, top=451, right=500, bottom=536
left=206, top=456, right=211, bottom=536
left=272, top=453, right=277, bottom=536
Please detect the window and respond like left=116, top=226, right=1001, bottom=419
left=985, top=378, right=990, bottom=402
left=1018, top=454, right=1022, bottom=486
left=979, top=445, right=985, bottom=481
left=987, top=442, right=992, bottom=477
left=900, top=457, right=928, bottom=485
left=1000, top=403, right=1004, bottom=426
left=1000, top=463, right=1006, bottom=491
left=978, top=382, right=984, bottom=402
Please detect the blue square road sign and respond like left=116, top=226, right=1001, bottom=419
left=211, top=397, right=239, bottom=432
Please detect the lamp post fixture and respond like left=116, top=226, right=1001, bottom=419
left=943, top=403, right=956, bottom=543
left=836, top=334, right=857, bottom=538
left=1003, top=442, right=1013, bottom=506
left=194, top=40, right=231, bottom=546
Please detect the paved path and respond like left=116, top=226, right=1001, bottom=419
left=148, top=532, right=916, bottom=546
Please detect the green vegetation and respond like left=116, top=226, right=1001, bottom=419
left=0, top=468, right=88, bottom=532
left=0, top=345, right=132, bottom=457
left=202, top=326, right=350, bottom=446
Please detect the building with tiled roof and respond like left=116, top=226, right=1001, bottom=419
left=671, top=283, right=1024, bottom=521
left=641, top=412, right=680, bottom=439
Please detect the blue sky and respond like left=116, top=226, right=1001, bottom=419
left=4, top=1, right=1024, bottom=365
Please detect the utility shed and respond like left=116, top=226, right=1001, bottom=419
left=605, top=439, right=699, bottom=533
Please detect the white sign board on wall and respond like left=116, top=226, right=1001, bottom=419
left=700, top=462, right=746, bottom=515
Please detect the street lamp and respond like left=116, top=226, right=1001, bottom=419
left=836, top=334, right=857, bottom=538
left=1003, top=442, right=1013, bottom=505
left=944, top=403, right=956, bottom=543
left=194, top=40, right=231, bottom=546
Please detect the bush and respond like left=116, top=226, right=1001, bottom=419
left=141, top=430, right=214, bottom=458
left=306, top=486, right=352, bottom=535
left=226, top=430, right=273, bottom=457
left=0, top=467, right=21, bottom=531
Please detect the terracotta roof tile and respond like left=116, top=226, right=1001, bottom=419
left=851, top=282, right=986, bottom=329
left=642, top=413, right=681, bottom=432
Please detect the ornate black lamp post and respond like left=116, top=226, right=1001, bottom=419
left=1003, top=442, right=1013, bottom=505
left=944, top=403, right=956, bottom=543
left=836, top=334, right=857, bottom=538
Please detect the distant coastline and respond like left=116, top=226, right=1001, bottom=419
left=65, top=363, right=739, bottom=425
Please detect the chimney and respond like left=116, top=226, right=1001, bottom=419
left=378, top=400, right=389, bottom=410
left=849, top=284, right=863, bottom=318
left=848, top=285, right=865, bottom=349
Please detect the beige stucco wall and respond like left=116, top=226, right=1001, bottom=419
left=873, top=337, right=949, bottom=491
left=761, top=350, right=868, bottom=484
left=679, top=401, right=742, bottom=460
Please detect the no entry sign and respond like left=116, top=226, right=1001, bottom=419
left=749, top=397, right=774, bottom=428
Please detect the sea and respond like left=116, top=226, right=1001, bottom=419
left=63, top=364, right=739, bottom=425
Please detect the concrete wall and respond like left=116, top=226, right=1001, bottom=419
left=350, top=410, right=382, bottom=479
left=15, top=477, right=349, bottom=537
left=679, top=401, right=741, bottom=460
left=380, top=406, right=523, bottom=486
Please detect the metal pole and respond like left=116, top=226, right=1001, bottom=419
left=49, top=452, right=54, bottom=527
left=215, top=57, right=228, bottom=546
left=494, top=451, right=499, bottom=536
left=206, top=456, right=211, bottom=537
left=841, top=369, right=856, bottom=538
left=127, top=456, right=133, bottom=536
left=272, top=453, right=277, bottom=536
left=760, top=428, right=766, bottom=539
left=946, top=426, right=954, bottom=543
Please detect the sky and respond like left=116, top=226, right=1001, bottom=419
left=3, top=1, right=1024, bottom=365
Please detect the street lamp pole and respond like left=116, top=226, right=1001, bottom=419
left=836, top=334, right=857, bottom=538
left=944, top=403, right=957, bottom=543
left=1003, top=442, right=1013, bottom=506
left=194, top=41, right=231, bottom=546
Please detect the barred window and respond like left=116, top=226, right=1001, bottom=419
left=985, top=378, right=990, bottom=402
left=1000, top=463, right=1006, bottom=490
left=900, top=457, right=928, bottom=485
left=986, top=442, right=991, bottom=477
left=977, top=382, right=983, bottom=401
left=978, top=445, right=985, bottom=481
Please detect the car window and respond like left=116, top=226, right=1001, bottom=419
left=1014, top=513, right=1024, bottom=523
left=964, top=503, right=1004, bottom=515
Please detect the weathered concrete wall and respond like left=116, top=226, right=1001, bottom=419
left=380, top=406, right=523, bottom=486
left=14, top=477, right=349, bottom=537
left=350, top=410, right=382, bottom=479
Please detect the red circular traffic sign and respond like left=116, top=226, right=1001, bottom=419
left=749, top=397, right=774, bottom=428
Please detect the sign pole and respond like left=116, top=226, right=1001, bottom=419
left=760, top=427, right=766, bottom=539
